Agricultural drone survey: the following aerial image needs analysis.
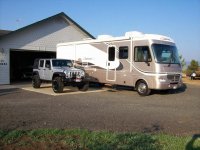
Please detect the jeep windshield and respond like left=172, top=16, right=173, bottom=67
left=52, top=60, right=73, bottom=67
left=152, top=44, right=180, bottom=64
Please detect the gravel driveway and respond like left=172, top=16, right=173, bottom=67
left=0, top=83, right=199, bottom=135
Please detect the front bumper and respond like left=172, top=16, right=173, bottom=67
left=154, top=74, right=183, bottom=90
left=156, top=81, right=182, bottom=90
left=63, top=77, right=83, bottom=83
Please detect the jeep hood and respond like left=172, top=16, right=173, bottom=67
left=53, top=67, right=82, bottom=72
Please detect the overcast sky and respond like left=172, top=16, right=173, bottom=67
left=0, top=0, right=199, bottom=62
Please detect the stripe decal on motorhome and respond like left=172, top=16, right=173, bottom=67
left=75, top=61, right=124, bottom=71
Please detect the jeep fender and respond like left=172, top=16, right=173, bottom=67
left=52, top=72, right=66, bottom=80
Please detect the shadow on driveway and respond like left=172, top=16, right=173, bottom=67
left=0, top=88, right=20, bottom=96
left=151, top=83, right=187, bottom=95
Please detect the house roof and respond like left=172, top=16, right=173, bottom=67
left=0, top=30, right=12, bottom=37
left=0, top=12, right=95, bottom=40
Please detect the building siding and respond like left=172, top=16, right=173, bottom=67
left=0, top=49, right=9, bottom=84
left=0, top=17, right=89, bottom=51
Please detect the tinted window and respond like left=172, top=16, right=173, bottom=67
left=39, top=60, right=44, bottom=68
left=119, top=46, right=128, bottom=59
left=108, top=47, right=115, bottom=61
left=134, top=46, right=152, bottom=62
left=45, top=60, right=51, bottom=68
left=52, top=60, right=72, bottom=67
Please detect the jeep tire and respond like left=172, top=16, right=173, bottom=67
left=78, top=82, right=89, bottom=91
left=52, top=77, right=64, bottom=93
left=32, top=75, right=41, bottom=88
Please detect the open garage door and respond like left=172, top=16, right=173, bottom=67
left=10, top=50, right=56, bottom=82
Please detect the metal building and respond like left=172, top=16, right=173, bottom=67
left=0, top=12, right=94, bottom=84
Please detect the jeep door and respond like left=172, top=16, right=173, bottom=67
left=38, top=60, right=45, bottom=79
left=44, top=60, right=52, bottom=80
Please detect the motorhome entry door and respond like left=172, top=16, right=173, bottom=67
left=106, top=46, right=116, bottom=81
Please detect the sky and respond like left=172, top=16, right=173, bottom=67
left=0, top=0, right=200, bottom=62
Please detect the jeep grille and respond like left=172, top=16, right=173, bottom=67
left=69, top=71, right=82, bottom=78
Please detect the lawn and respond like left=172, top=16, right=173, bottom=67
left=0, top=129, right=199, bottom=150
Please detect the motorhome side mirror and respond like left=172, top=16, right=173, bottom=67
left=143, top=53, right=148, bottom=62
left=143, top=52, right=150, bottom=66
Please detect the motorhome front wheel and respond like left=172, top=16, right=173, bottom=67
left=136, top=80, right=151, bottom=96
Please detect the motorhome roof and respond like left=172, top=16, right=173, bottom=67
left=57, top=31, right=174, bottom=46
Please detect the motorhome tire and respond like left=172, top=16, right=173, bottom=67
left=32, top=75, right=41, bottom=88
left=136, top=80, right=151, bottom=96
left=78, top=82, right=89, bottom=91
left=52, top=77, right=64, bottom=93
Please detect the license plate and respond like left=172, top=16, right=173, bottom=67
left=75, top=78, right=81, bottom=82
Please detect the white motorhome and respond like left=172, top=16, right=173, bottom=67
left=57, top=31, right=182, bottom=96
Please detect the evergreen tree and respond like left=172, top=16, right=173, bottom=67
left=186, top=60, right=199, bottom=75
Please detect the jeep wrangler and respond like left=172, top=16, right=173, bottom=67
left=32, top=58, right=89, bottom=93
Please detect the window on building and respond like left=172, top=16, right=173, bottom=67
left=119, top=46, right=128, bottom=59
left=108, top=47, right=115, bottom=61
left=39, top=60, right=44, bottom=68
left=134, top=46, right=152, bottom=62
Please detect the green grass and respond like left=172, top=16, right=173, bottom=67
left=0, top=129, right=200, bottom=150
left=155, top=134, right=200, bottom=150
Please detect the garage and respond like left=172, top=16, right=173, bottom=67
left=0, top=12, right=94, bottom=84
left=10, top=50, right=55, bottom=82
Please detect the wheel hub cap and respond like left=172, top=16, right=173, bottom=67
left=138, top=83, right=147, bottom=93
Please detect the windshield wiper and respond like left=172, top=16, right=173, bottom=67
left=168, top=53, right=173, bottom=67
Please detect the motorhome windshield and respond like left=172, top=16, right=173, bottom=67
left=152, top=44, right=180, bottom=64
left=52, top=60, right=72, bottom=67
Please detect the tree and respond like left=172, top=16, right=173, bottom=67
left=186, top=59, right=199, bottom=75
left=179, top=54, right=186, bottom=70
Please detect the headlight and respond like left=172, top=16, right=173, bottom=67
left=159, top=77, right=167, bottom=82
left=64, top=70, right=68, bottom=74
left=80, top=71, right=85, bottom=76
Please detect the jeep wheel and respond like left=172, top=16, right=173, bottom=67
left=136, top=80, right=151, bottom=96
left=78, top=82, right=89, bottom=91
left=32, top=75, right=41, bottom=88
left=52, top=77, right=64, bottom=93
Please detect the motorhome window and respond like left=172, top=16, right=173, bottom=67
left=45, top=60, right=51, bottom=68
left=134, top=46, right=152, bottom=62
left=119, top=46, right=128, bottom=59
left=152, top=44, right=180, bottom=64
left=39, top=60, right=44, bottom=68
left=108, top=47, right=115, bottom=61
